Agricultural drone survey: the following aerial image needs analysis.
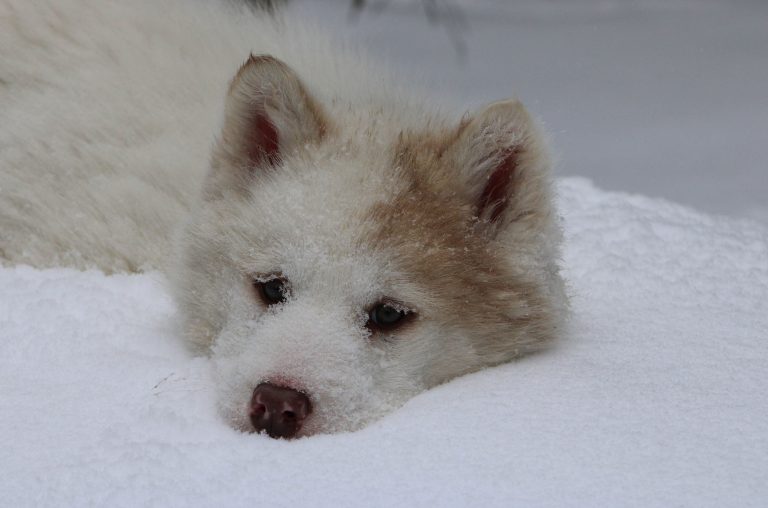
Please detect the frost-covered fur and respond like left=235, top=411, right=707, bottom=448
left=1, top=0, right=567, bottom=435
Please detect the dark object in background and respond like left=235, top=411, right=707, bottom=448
left=244, top=0, right=468, bottom=60
left=246, top=0, right=281, bottom=10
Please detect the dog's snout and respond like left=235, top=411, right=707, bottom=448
left=249, top=382, right=312, bottom=439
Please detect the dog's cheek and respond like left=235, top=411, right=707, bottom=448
left=212, top=355, right=256, bottom=432
left=384, top=322, right=484, bottom=389
left=210, top=319, right=271, bottom=431
left=171, top=211, right=241, bottom=354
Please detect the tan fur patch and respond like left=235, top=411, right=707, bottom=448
left=362, top=132, right=558, bottom=371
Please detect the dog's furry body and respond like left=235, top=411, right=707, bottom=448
left=1, top=0, right=567, bottom=436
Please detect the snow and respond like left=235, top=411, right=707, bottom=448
left=3, top=0, right=767, bottom=504
left=2, top=178, right=767, bottom=507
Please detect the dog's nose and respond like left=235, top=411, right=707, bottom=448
left=249, top=382, right=312, bottom=439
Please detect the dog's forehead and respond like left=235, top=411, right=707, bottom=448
left=256, top=149, right=400, bottom=235
left=238, top=149, right=412, bottom=289
left=247, top=148, right=493, bottom=296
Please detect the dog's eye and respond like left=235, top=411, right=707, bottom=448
left=255, top=277, right=288, bottom=305
left=368, top=303, right=409, bottom=330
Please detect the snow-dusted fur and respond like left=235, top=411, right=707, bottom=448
left=1, top=0, right=567, bottom=435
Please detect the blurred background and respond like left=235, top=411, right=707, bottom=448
left=255, top=0, right=768, bottom=223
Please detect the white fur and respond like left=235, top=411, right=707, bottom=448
left=1, top=0, right=567, bottom=436
left=0, top=0, right=427, bottom=271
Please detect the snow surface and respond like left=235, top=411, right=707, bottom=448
left=2, top=1, right=767, bottom=504
left=2, top=178, right=767, bottom=507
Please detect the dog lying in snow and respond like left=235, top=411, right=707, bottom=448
left=0, top=0, right=567, bottom=437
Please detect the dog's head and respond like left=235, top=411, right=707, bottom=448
left=173, top=55, right=566, bottom=437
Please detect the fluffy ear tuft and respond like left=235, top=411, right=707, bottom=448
left=208, top=55, right=328, bottom=196
left=448, top=99, right=550, bottom=230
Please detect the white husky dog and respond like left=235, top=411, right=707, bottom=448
left=1, top=0, right=567, bottom=437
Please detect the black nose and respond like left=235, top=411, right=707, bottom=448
left=249, top=382, right=312, bottom=439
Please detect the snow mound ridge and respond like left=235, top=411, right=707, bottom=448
left=1, top=177, right=766, bottom=507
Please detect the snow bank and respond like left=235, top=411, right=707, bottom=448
left=1, top=178, right=766, bottom=507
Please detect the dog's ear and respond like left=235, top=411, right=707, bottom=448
left=447, top=99, right=551, bottom=233
left=208, top=55, right=327, bottom=197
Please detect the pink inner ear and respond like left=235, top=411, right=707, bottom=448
left=246, top=112, right=280, bottom=166
left=478, top=148, right=519, bottom=223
